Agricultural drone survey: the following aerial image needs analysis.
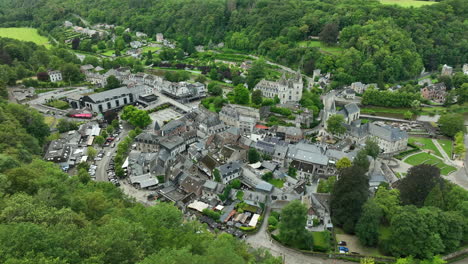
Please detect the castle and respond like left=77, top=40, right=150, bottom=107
left=254, top=70, right=303, bottom=104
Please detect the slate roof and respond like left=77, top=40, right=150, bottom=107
left=368, top=123, right=408, bottom=142
left=160, top=136, right=184, bottom=150
left=85, top=86, right=131, bottom=103
left=343, top=103, right=359, bottom=115
left=288, top=142, right=328, bottom=166
left=218, top=161, right=242, bottom=177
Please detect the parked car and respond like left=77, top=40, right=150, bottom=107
left=338, top=241, right=347, bottom=246
left=338, top=247, right=349, bottom=253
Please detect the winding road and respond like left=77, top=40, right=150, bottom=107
left=246, top=209, right=348, bottom=264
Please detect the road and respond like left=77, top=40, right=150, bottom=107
left=95, top=122, right=131, bottom=182
left=246, top=209, right=348, bottom=264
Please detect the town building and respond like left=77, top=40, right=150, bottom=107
left=48, top=70, right=63, bottom=83
left=463, top=64, right=468, bottom=75
left=68, top=87, right=135, bottom=112
left=134, top=133, right=160, bottom=152
left=161, top=82, right=206, bottom=101
left=287, top=142, right=331, bottom=181
left=421, top=83, right=447, bottom=103
left=217, top=161, right=242, bottom=184
left=202, top=180, right=225, bottom=201
left=219, top=104, right=260, bottom=134
left=254, top=71, right=303, bottom=104
left=441, top=64, right=453, bottom=76
left=368, top=123, right=408, bottom=154
left=350, top=82, right=377, bottom=94
left=322, top=91, right=360, bottom=128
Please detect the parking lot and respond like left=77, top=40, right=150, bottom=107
left=149, top=108, right=183, bottom=128
left=335, top=234, right=381, bottom=256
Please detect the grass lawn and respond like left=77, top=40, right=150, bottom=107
left=404, top=152, right=457, bottom=175
left=312, top=231, right=330, bottom=251
left=101, top=50, right=115, bottom=56
left=0, top=27, right=50, bottom=47
left=268, top=179, right=285, bottom=188
left=44, top=116, right=56, bottom=127
left=380, top=0, right=437, bottom=7
left=438, top=139, right=453, bottom=158
left=408, top=137, right=442, bottom=157
left=298, top=40, right=343, bottom=55
left=142, top=46, right=161, bottom=53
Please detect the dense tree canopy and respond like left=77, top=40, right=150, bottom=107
left=0, top=0, right=465, bottom=85
left=330, top=165, right=369, bottom=233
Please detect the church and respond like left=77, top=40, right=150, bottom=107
left=254, top=70, right=303, bottom=104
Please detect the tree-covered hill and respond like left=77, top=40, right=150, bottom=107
left=0, top=100, right=281, bottom=264
left=0, top=0, right=466, bottom=84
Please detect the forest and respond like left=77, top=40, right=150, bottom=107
left=0, top=0, right=466, bottom=85
left=0, top=99, right=281, bottom=264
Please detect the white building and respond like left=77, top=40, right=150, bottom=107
left=48, top=70, right=63, bottom=83
left=219, top=104, right=260, bottom=134
left=217, top=161, right=242, bottom=184
left=368, top=123, right=408, bottom=154
left=68, top=86, right=136, bottom=112
left=254, top=71, right=303, bottom=104
left=441, top=64, right=453, bottom=76
left=161, top=82, right=206, bottom=100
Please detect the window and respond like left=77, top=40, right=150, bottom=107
left=115, top=100, right=120, bottom=107
left=124, top=98, right=128, bottom=104
left=107, top=102, right=111, bottom=109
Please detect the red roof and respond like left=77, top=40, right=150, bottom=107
left=255, top=124, right=269, bottom=129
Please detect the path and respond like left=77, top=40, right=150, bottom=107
left=432, top=139, right=455, bottom=166
left=246, top=209, right=348, bottom=264
left=359, top=114, right=411, bottom=123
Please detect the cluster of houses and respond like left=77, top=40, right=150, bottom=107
left=68, top=66, right=206, bottom=113
left=44, top=121, right=103, bottom=171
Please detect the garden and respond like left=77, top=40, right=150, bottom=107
left=404, top=152, right=457, bottom=176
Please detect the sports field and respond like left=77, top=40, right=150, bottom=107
left=380, top=0, right=436, bottom=7
left=0, top=27, right=50, bottom=47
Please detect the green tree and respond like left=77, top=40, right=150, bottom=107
left=61, top=63, right=83, bottom=83
left=438, top=113, right=465, bottom=137
left=330, top=165, right=369, bottom=233
left=121, top=105, right=152, bottom=128
left=404, top=111, right=413, bottom=120
left=353, top=149, right=370, bottom=171
left=326, top=114, right=346, bottom=135
left=195, top=75, right=206, bottom=83
left=105, top=75, right=121, bottom=90
left=87, top=146, right=97, bottom=160
left=233, top=84, right=250, bottom=105
left=94, top=135, right=105, bottom=145
left=77, top=167, right=91, bottom=184
left=279, top=200, right=312, bottom=249
left=248, top=148, right=260, bottom=164
left=251, top=89, right=263, bottom=105
left=374, top=186, right=401, bottom=223
left=246, top=59, right=266, bottom=89
left=356, top=199, right=383, bottom=246
left=287, top=166, right=297, bottom=178
left=336, top=157, right=352, bottom=170
left=399, top=164, right=443, bottom=207
left=319, top=23, right=339, bottom=45
left=208, top=83, right=223, bottom=96
left=364, top=138, right=380, bottom=159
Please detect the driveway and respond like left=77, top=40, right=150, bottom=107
left=246, top=209, right=348, bottom=264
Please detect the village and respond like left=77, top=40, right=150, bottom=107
left=6, top=17, right=468, bottom=263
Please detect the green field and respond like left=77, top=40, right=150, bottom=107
left=0, top=27, right=50, bottom=47
left=312, top=231, right=330, bottom=251
left=404, top=152, right=457, bottom=175
left=408, top=137, right=442, bottom=157
left=380, top=0, right=436, bottom=7
left=298, top=40, right=344, bottom=55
